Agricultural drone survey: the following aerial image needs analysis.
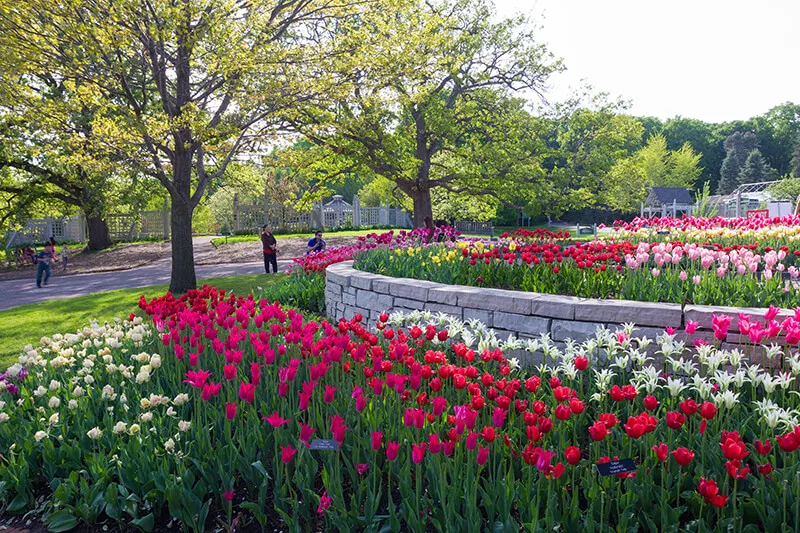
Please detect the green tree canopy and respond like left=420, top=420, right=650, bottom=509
left=282, top=0, right=562, bottom=227
left=605, top=133, right=702, bottom=213
left=0, top=0, right=369, bottom=291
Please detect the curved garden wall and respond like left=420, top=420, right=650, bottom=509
left=326, top=261, right=791, bottom=349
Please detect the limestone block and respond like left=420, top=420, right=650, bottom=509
left=356, top=290, right=393, bottom=312
left=342, top=292, right=357, bottom=307
left=325, top=263, right=351, bottom=288
left=494, top=311, right=551, bottom=336
left=457, top=288, right=532, bottom=314
left=372, top=278, right=392, bottom=294
left=575, top=299, right=682, bottom=328
left=463, top=308, right=492, bottom=327
left=428, top=287, right=461, bottom=305
left=424, top=302, right=463, bottom=318
left=326, top=282, right=342, bottom=297
left=394, top=297, right=425, bottom=310
left=349, top=272, right=377, bottom=290
left=551, top=319, right=605, bottom=342
left=388, top=279, right=436, bottom=301
left=529, top=294, right=580, bottom=320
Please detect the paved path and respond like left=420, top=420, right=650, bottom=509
left=0, top=238, right=293, bottom=311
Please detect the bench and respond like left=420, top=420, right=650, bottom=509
left=576, top=223, right=597, bottom=237
left=455, top=221, right=494, bottom=238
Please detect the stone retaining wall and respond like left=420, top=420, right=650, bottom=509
left=325, top=261, right=792, bottom=348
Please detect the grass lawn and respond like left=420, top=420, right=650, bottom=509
left=0, top=274, right=282, bottom=370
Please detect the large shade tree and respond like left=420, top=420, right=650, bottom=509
left=0, top=0, right=368, bottom=292
left=282, top=0, right=562, bottom=227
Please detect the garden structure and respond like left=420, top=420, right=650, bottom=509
left=640, top=187, right=694, bottom=218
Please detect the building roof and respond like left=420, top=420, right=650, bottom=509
left=645, top=187, right=693, bottom=206
left=323, top=195, right=351, bottom=208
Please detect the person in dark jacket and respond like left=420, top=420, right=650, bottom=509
left=261, top=225, right=278, bottom=273
left=35, top=238, right=56, bottom=288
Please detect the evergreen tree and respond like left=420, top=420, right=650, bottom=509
left=717, top=131, right=758, bottom=194
left=738, top=150, right=774, bottom=185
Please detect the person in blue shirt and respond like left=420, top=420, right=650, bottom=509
left=306, top=231, right=326, bottom=254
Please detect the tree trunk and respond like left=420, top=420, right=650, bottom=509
left=410, top=187, right=433, bottom=228
left=85, top=215, right=112, bottom=251
left=169, top=196, right=196, bottom=294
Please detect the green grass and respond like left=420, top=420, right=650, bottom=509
left=0, top=274, right=283, bottom=370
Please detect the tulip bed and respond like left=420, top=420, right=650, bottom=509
left=2, top=287, right=800, bottom=532
left=355, top=235, right=800, bottom=308
left=611, top=215, right=800, bottom=249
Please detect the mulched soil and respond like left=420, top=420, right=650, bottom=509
left=0, top=236, right=362, bottom=281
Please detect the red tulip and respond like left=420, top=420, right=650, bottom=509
left=754, top=439, right=772, bottom=455
left=299, top=423, right=315, bottom=444
left=554, top=404, right=571, bottom=421
left=574, top=356, right=588, bottom=371
left=569, top=398, right=585, bottom=415
left=225, top=402, right=236, bottom=421
left=699, top=401, right=717, bottom=420
left=758, top=463, right=774, bottom=476
left=643, top=395, right=660, bottom=411
left=238, top=382, right=256, bottom=403
left=262, top=411, right=290, bottom=428
left=652, top=442, right=668, bottom=462
left=317, top=491, right=332, bottom=514
left=666, top=411, right=686, bottom=430
left=679, top=398, right=699, bottom=416
left=476, top=446, right=490, bottom=465
left=588, top=421, right=608, bottom=441
left=411, top=443, right=426, bottom=464
left=725, top=459, right=749, bottom=479
left=565, top=445, right=581, bottom=465
left=671, top=447, right=695, bottom=466
left=371, top=431, right=383, bottom=450
left=323, top=385, right=336, bottom=403
left=599, top=413, right=619, bottom=429
left=281, top=445, right=297, bottom=464
left=721, top=438, right=748, bottom=461
left=222, top=490, right=234, bottom=502
left=386, top=441, right=400, bottom=461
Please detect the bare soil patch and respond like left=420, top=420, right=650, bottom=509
left=195, top=235, right=361, bottom=266
left=0, top=235, right=362, bottom=281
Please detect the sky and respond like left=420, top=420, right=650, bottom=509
left=494, top=0, right=800, bottom=123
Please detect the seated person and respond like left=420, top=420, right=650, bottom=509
left=306, top=231, right=326, bottom=254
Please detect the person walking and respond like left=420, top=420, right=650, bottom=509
left=306, top=230, right=326, bottom=254
left=261, top=225, right=278, bottom=273
left=35, top=238, right=55, bottom=288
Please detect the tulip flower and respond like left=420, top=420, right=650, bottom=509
left=476, top=446, right=489, bottom=466
left=588, top=421, right=608, bottom=441
left=754, top=439, right=772, bottom=455
left=238, top=382, right=256, bottom=403
left=262, top=411, right=290, bottom=428
left=411, top=443, right=426, bottom=464
left=565, top=445, right=581, bottom=465
left=652, top=443, right=668, bottom=462
left=386, top=441, right=400, bottom=461
left=699, top=401, right=717, bottom=420
left=671, top=447, right=695, bottom=466
left=317, top=491, right=332, bottom=514
left=224, top=402, right=236, bottom=421
left=281, top=445, right=297, bottom=464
